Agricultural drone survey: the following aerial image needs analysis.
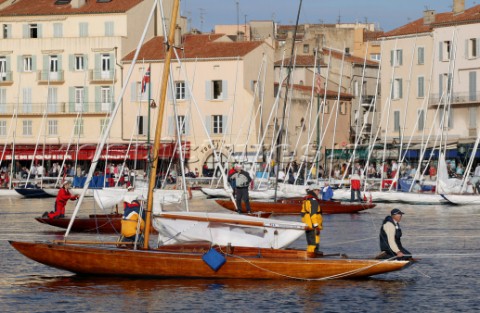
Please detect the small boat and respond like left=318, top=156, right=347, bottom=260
left=14, top=186, right=57, bottom=198
left=35, top=213, right=122, bottom=233
left=215, top=198, right=376, bottom=215
left=9, top=241, right=410, bottom=280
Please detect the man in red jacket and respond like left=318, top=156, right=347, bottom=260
left=43, top=181, right=79, bottom=219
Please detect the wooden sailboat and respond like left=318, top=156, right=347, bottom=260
left=215, top=198, right=376, bottom=215
left=9, top=0, right=411, bottom=279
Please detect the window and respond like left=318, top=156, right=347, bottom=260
left=251, top=80, right=263, bottom=99
left=370, top=53, right=381, bottom=61
left=53, top=23, right=63, bottom=38
left=392, top=78, right=403, bottom=100
left=48, top=120, right=58, bottom=136
left=0, top=57, right=7, bottom=81
left=105, top=21, right=114, bottom=36
left=322, top=101, right=329, bottom=114
left=101, top=54, right=111, bottom=79
left=24, top=56, right=32, bottom=72
left=75, top=55, right=84, bottom=71
left=393, top=111, right=400, bottom=132
left=339, top=102, right=347, bottom=115
left=438, top=108, right=453, bottom=129
left=175, top=81, right=186, bottom=100
left=440, top=40, right=452, bottom=61
left=47, top=87, right=58, bottom=113
left=75, top=87, right=84, bottom=112
left=79, top=22, right=88, bottom=37
left=439, top=73, right=452, bottom=98
left=303, top=44, right=309, bottom=53
left=22, top=120, right=32, bottom=136
left=177, top=115, right=186, bottom=135
left=137, top=116, right=145, bottom=135
left=101, top=87, right=111, bottom=111
left=417, top=76, right=425, bottom=98
left=0, top=120, right=6, bottom=136
left=390, top=49, right=403, bottom=66
left=468, top=38, right=479, bottom=59
left=354, top=81, right=359, bottom=97
left=22, top=88, right=32, bottom=113
left=417, top=110, right=425, bottom=131
left=29, top=24, right=38, bottom=38
left=74, top=118, right=84, bottom=136
left=0, top=89, right=6, bottom=114
left=212, top=115, right=223, bottom=134
left=418, top=47, right=425, bottom=65
left=2, top=24, right=11, bottom=39
left=100, top=119, right=108, bottom=135
left=213, top=80, right=223, bottom=99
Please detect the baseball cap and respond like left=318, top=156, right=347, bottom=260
left=391, top=208, right=405, bottom=215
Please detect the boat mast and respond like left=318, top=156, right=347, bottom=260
left=143, top=0, right=180, bottom=249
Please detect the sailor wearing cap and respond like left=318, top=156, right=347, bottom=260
left=378, top=208, right=412, bottom=260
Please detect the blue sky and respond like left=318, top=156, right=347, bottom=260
left=181, top=0, right=477, bottom=32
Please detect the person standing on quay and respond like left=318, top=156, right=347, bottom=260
left=350, top=171, right=362, bottom=202
left=229, top=164, right=252, bottom=214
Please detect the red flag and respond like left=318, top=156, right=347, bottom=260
left=141, top=66, right=150, bottom=93
left=315, top=74, right=323, bottom=94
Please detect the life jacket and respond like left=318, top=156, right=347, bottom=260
left=301, top=192, right=322, bottom=229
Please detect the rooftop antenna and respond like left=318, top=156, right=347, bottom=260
left=199, top=8, right=205, bottom=32
left=337, top=12, right=341, bottom=24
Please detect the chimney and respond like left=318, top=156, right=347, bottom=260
left=71, top=0, right=86, bottom=9
left=174, top=26, right=181, bottom=47
left=423, top=10, right=436, bottom=25
left=453, top=0, right=465, bottom=14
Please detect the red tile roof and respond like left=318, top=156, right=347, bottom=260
left=0, top=0, right=143, bottom=16
left=384, top=4, right=480, bottom=37
left=123, top=34, right=265, bottom=61
left=274, top=49, right=378, bottom=67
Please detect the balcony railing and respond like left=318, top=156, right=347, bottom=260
left=37, top=70, right=65, bottom=84
left=0, top=102, right=114, bottom=115
left=89, top=69, right=116, bottom=82
left=428, top=92, right=480, bottom=106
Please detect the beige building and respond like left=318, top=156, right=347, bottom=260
left=380, top=0, right=480, bottom=162
left=122, top=34, right=275, bottom=173
left=0, top=0, right=184, bottom=170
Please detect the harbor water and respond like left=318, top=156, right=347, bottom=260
left=0, top=196, right=479, bottom=312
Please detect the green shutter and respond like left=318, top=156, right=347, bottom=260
left=37, top=24, right=43, bottom=38
left=95, top=86, right=101, bottom=112
left=69, top=87, right=75, bottom=112
left=205, top=81, right=211, bottom=100
left=84, top=87, right=89, bottom=112
left=222, top=80, right=228, bottom=100
left=32, top=56, right=37, bottom=71
left=23, top=24, right=28, bottom=38
left=69, top=54, right=74, bottom=71
left=439, top=42, right=443, bottom=61
left=17, top=56, right=23, bottom=72
left=399, top=79, right=403, bottom=99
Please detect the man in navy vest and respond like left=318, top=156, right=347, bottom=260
left=379, top=208, right=412, bottom=260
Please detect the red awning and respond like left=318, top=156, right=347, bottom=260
left=0, top=142, right=190, bottom=161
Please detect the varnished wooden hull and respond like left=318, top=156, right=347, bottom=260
left=35, top=214, right=122, bottom=233
left=216, top=198, right=376, bottom=215
left=9, top=241, right=409, bottom=280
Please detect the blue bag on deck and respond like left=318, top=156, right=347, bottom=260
left=202, top=248, right=226, bottom=272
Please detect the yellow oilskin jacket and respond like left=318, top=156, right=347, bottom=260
left=121, top=211, right=145, bottom=238
left=301, top=196, right=323, bottom=229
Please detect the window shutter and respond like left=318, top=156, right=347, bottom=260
left=205, top=81, right=211, bottom=100
left=390, top=50, right=393, bottom=66
left=469, top=71, right=477, bottom=101
left=439, top=42, right=443, bottom=61
left=69, top=87, right=75, bottom=112
left=222, top=115, right=228, bottom=134
left=390, top=79, right=394, bottom=99
left=23, top=24, right=28, bottom=38
left=17, top=56, right=23, bottom=72
left=205, top=116, right=211, bottom=134
left=6, top=24, right=11, bottom=38
left=84, top=55, right=88, bottom=69
left=32, top=56, right=37, bottom=71
left=58, top=54, right=63, bottom=71
left=222, top=80, right=228, bottom=100
left=439, top=74, right=443, bottom=97
left=184, top=116, right=191, bottom=135
left=130, top=82, right=137, bottom=102
left=37, top=24, right=42, bottom=38
left=418, top=77, right=424, bottom=98
left=477, top=38, right=480, bottom=58
left=185, top=81, right=191, bottom=100
left=168, top=116, right=174, bottom=136
left=399, top=79, right=403, bottom=99
left=43, top=55, right=49, bottom=73
left=84, top=87, right=89, bottom=112
left=95, top=86, right=101, bottom=112
left=95, top=54, right=101, bottom=73
left=465, top=39, right=469, bottom=59
left=398, top=50, right=403, bottom=66
left=69, top=55, right=75, bottom=71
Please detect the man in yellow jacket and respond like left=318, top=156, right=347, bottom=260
left=120, top=191, right=145, bottom=245
left=301, top=184, right=323, bottom=255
